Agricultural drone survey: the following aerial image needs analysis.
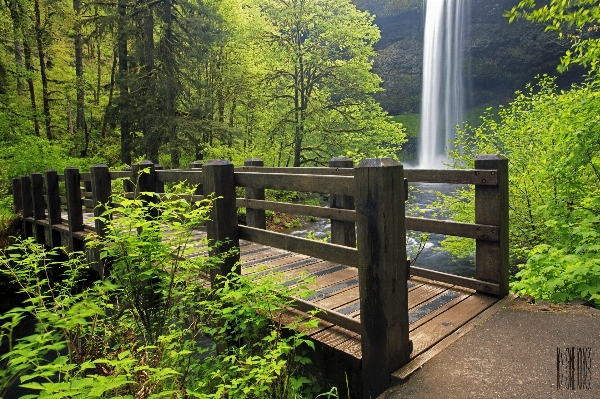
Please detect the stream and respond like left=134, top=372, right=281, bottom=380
left=280, top=183, right=476, bottom=278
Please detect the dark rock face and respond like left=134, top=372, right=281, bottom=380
left=367, top=0, right=585, bottom=115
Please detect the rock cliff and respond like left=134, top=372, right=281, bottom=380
left=361, top=0, right=585, bottom=114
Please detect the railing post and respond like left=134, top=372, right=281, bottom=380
left=12, top=178, right=23, bottom=216
left=90, top=164, right=112, bottom=277
left=354, top=158, right=410, bottom=399
left=203, top=160, right=240, bottom=287
left=189, top=161, right=203, bottom=195
left=133, top=161, right=157, bottom=218
left=244, top=158, right=266, bottom=229
left=65, top=167, right=84, bottom=252
left=45, top=170, right=62, bottom=247
left=475, top=154, right=509, bottom=297
left=20, top=175, right=33, bottom=238
left=31, top=173, right=46, bottom=244
left=329, top=156, right=355, bottom=247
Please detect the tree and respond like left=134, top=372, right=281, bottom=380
left=506, top=0, right=600, bottom=75
left=254, top=0, right=405, bottom=166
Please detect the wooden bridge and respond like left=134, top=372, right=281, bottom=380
left=11, top=155, right=509, bottom=399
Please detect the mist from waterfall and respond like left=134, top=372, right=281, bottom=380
left=418, top=0, right=465, bottom=168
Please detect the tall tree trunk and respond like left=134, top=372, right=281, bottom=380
left=6, top=0, right=25, bottom=95
left=74, top=0, right=85, bottom=136
left=117, top=0, right=131, bottom=164
left=101, top=50, right=118, bottom=138
left=23, top=37, right=40, bottom=137
left=33, top=0, right=52, bottom=140
left=142, top=1, right=158, bottom=162
left=163, top=0, right=178, bottom=167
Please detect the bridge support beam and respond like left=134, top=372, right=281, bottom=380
left=354, top=158, right=411, bottom=399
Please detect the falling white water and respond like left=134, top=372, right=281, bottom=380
left=419, top=0, right=465, bottom=168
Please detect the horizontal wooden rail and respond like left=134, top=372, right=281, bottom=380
left=406, top=217, right=499, bottom=241
left=404, top=169, right=498, bottom=185
left=235, top=172, right=355, bottom=196
left=292, top=297, right=362, bottom=335
left=410, top=266, right=500, bottom=295
left=109, top=171, right=131, bottom=179
left=236, top=198, right=357, bottom=222
left=156, top=169, right=203, bottom=184
left=80, top=172, right=91, bottom=181
left=238, top=225, right=359, bottom=268
left=236, top=166, right=354, bottom=176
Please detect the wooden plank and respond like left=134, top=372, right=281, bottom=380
left=391, top=294, right=516, bottom=381
left=404, top=169, right=498, bottom=185
left=235, top=166, right=354, bottom=176
left=109, top=171, right=131, bottom=180
left=410, top=266, right=500, bottom=295
left=407, top=290, right=471, bottom=331
left=156, top=169, right=203, bottom=184
left=45, top=170, right=62, bottom=247
left=65, top=167, right=84, bottom=252
left=188, top=161, right=203, bottom=195
left=329, top=157, right=356, bottom=247
left=30, top=173, right=46, bottom=244
left=315, top=286, right=359, bottom=310
left=20, top=176, right=33, bottom=238
left=408, top=293, right=498, bottom=357
left=238, top=225, right=359, bottom=268
left=236, top=198, right=357, bottom=222
left=406, top=217, right=499, bottom=241
left=354, top=158, right=410, bottom=398
left=244, top=158, right=266, bottom=229
left=475, top=155, right=509, bottom=296
left=90, top=164, right=112, bottom=277
left=154, top=164, right=165, bottom=193
left=12, top=178, right=23, bottom=214
left=79, top=172, right=91, bottom=181
left=292, top=297, right=362, bottom=335
left=234, top=172, right=355, bottom=196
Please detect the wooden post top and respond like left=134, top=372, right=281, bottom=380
left=189, top=161, right=204, bottom=168
left=356, top=157, right=401, bottom=168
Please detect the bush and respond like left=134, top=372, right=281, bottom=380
left=0, top=189, right=334, bottom=398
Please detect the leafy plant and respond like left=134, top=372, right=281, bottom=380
left=0, top=187, right=332, bottom=397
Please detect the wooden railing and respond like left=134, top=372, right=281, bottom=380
left=11, top=155, right=508, bottom=399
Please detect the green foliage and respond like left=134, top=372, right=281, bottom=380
left=0, top=190, right=332, bottom=397
left=448, top=76, right=600, bottom=305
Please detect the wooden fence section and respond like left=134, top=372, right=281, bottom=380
left=11, top=155, right=509, bottom=399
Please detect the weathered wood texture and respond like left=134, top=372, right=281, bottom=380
left=410, top=266, right=499, bottom=295
left=475, top=155, right=509, bottom=296
left=236, top=199, right=356, bottom=222
left=238, top=225, right=359, bottom=268
left=155, top=169, right=203, bottom=185
left=90, top=165, right=112, bottom=277
left=406, top=217, right=499, bottom=241
left=188, top=161, right=203, bottom=195
left=154, top=164, right=165, bottom=193
left=244, top=158, right=266, bottom=229
left=45, top=170, right=62, bottom=247
left=292, top=297, right=362, bottom=335
left=203, top=160, right=240, bottom=286
left=64, top=167, right=84, bottom=251
left=404, top=169, right=498, bottom=185
left=329, top=157, right=356, bottom=247
left=234, top=172, right=355, bottom=196
left=354, top=158, right=410, bottom=399
left=12, top=178, right=23, bottom=214
left=31, top=173, right=46, bottom=243
left=20, top=175, right=33, bottom=238
left=234, top=167, right=499, bottom=185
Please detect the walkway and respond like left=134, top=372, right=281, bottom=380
left=379, top=298, right=600, bottom=399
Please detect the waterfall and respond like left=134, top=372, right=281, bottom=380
left=419, top=0, right=465, bottom=168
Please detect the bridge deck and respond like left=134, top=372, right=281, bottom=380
left=44, top=211, right=500, bottom=366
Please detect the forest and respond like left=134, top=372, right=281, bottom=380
left=0, top=0, right=600, bottom=397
